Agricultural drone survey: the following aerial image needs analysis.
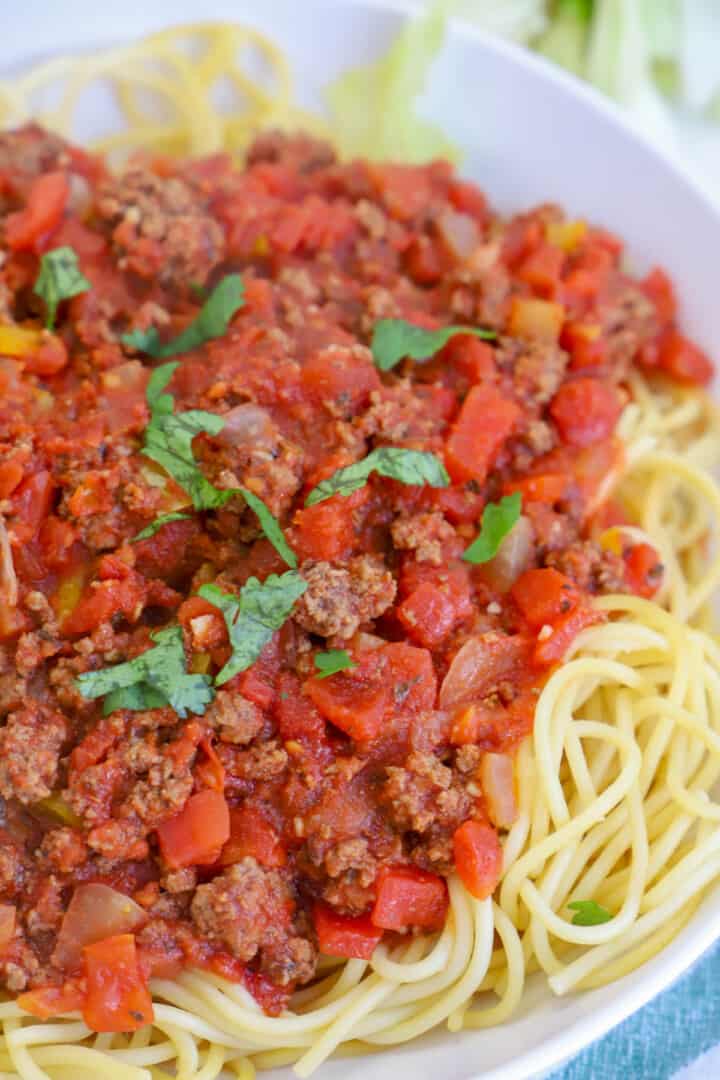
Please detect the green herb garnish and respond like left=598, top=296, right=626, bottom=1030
left=199, top=572, right=308, bottom=685
left=305, top=447, right=449, bottom=506
left=140, top=364, right=296, bottom=564
left=239, top=487, right=297, bottom=569
left=34, top=247, right=91, bottom=330
left=76, top=626, right=214, bottom=719
left=371, top=318, right=496, bottom=373
left=132, top=512, right=192, bottom=542
left=122, top=274, right=245, bottom=358
left=462, top=493, right=522, bottom=565
left=568, top=900, right=613, bottom=926
left=314, top=649, right=356, bottom=679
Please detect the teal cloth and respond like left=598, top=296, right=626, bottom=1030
left=551, top=942, right=720, bottom=1079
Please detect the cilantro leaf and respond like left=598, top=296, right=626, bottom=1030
left=199, top=572, right=307, bottom=685
left=314, top=649, right=356, bottom=679
left=139, top=367, right=298, bottom=570
left=34, top=246, right=91, bottom=330
left=143, top=409, right=235, bottom=511
left=121, top=274, right=245, bottom=358
left=132, top=512, right=192, bottom=542
left=371, top=318, right=496, bottom=373
left=305, top=447, right=449, bottom=506
left=239, top=487, right=297, bottom=569
left=76, top=626, right=214, bottom=719
left=568, top=900, right=613, bottom=926
left=462, top=493, right=522, bottom=565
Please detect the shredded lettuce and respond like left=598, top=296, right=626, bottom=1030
left=325, top=1, right=459, bottom=163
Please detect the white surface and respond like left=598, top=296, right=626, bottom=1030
left=4, top=3, right=720, bottom=1078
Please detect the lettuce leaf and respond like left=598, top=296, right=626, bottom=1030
left=325, top=1, right=459, bottom=163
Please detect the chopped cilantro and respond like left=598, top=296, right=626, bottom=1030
left=462, top=493, right=522, bottom=565
left=568, top=900, right=613, bottom=926
left=305, top=447, right=449, bottom=506
left=34, top=247, right=90, bottom=330
left=371, top=318, right=495, bottom=372
left=314, top=649, right=356, bottom=679
left=199, top=572, right=308, bottom=685
left=121, top=274, right=245, bottom=358
left=76, top=626, right=214, bottom=719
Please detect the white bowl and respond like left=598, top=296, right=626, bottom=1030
left=4, top=3, right=720, bottom=1078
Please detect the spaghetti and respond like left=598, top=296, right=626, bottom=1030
left=0, top=18, right=718, bottom=1080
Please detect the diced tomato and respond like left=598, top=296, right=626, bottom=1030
left=657, top=331, right=713, bottom=386
left=453, top=820, right=503, bottom=900
left=371, top=866, right=448, bottom=931
left=291, top=497, right=358, bottom=562
left=25, top=334, right=69, bottom=376
left=445, top=384, right=521, bottom=484
left=18, top=982, right=86, bottom=1020
left=0, top=457, right=25, bottom=499
left=624, top=542, right=663, bottom=598
left=0, top=903, right=15, bottom=953
left=275, top=673, right=326, bottom=742
left=550, top=378, right=622, bottom=448
left=11, top=470, right=55, bottom=541
left=561, top=321, right=608, bottom=371
left=516, top=242, right=565, bottom=296
left=302, top=347, right=381, bottom=412
left=641, top=267, right=676, bottom=325
left=510, top=568, right=582, bottom=628
left=62, top=562, right=147, bottom=636
left=313, top=902, right=382, bottom=960
left=449, top=687, right=536, bottom=750
left=533, top=606, right=605, bottom=667
left=503, top=473, right=568, bottom=505
left=5, top=171, right=70, bottom=251
left=305, top=650, right=390, bottom=742
left=82, top=934, right=153, bottom=1033
left=220, top=806, right=286, bottom=868
left=441, top=334, right=496, bottom=384
left=431, top=483, right=486, bottom=524
left=38, top=516, right=76, bottom=571
left=70, top=716, right=122, bottom=775
left=233, top=635, right=282, bottom=710
left=397, top=581, right=462, bottom=648
left=384, top=642, right=437, bottom=715
left=156, top=790, right=230, bottom=869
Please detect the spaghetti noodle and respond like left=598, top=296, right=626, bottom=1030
left=0, top=18, right=718, bottom=1080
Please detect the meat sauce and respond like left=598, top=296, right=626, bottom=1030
left=0, top=124, right=710, bottom=1028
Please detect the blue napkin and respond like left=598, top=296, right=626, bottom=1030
left=551, top=942, right=720, bottom=1079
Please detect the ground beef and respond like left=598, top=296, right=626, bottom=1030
left=0, top=124, right=73, bottom=202
left=391, top=511, right=456, bottom=565
left=191, top=858, right=293, bottom=963
left=0, top=705, right=66, bottom=805
left=496, top=335, right=569, bottom=407
left=600, top=283, right=659, bottom=376
left=38, top=827, right=88, bottom=873
left=546, top=540, right=626, bottom=594
left=260, top=935, right=317, bottom=987
left=295, top=555, right=396, bottom=639
left=219, top=740, right=289, bottom=785
left=246, top=131, right=336, bottom=173
left=380, top=752, right=473, bottom=834
left=525, top=502, right=577, bottom=556
left=127, top=739, right=196, bottom=828
left=205, top=689, right=264, bottom=745
left=96, top=167, right=224, bottom=291
left=505, top=418, right=556, bottom=473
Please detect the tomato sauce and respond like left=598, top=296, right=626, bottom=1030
left=0, top=124, right=704, bottom=1026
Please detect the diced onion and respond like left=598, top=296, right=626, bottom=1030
left=0, top=517, right=18, bottom=608
left=439, top=631, right=525, bottom=712
left=215, top=403, right=275, bottom=449
left=436, top=209, right=479, bottom=259
left=480, top=752, right=517, bottom=828
left=53, top=883, right=148, bottom=970
left=480, top=514, right=534, bottom=593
